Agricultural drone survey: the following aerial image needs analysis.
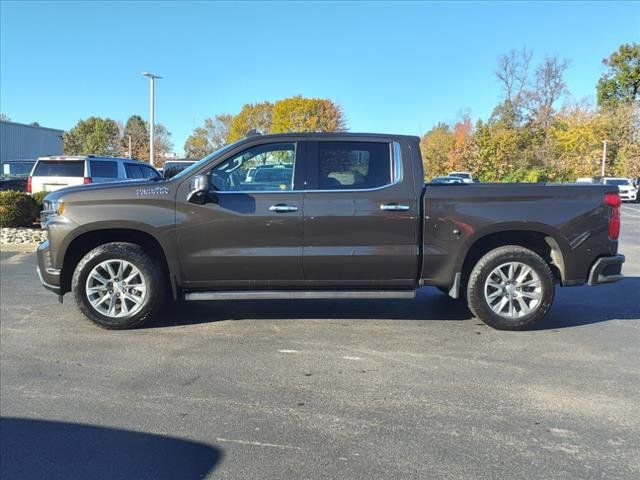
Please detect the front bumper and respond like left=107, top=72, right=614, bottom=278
left=587, top=254, right=625, bottom=286
left=36, top=240, right=62, bottom=295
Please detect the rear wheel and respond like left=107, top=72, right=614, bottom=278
left=72, top=242, right=164, bottom=329
left=466, top=246, right=554, bottom=330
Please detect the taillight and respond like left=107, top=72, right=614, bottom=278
left=26, top=176, right=32, bottom=193
left=605, top=192, right=621, bottom=240
left=83, top=177, right=92, bottom=184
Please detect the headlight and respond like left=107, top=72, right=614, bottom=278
left=43, top=199, right=65, bottom=215
left=41, top=200, right=65, bottom=227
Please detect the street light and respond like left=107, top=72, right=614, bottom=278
left=141, top=72, right=162, bottom=167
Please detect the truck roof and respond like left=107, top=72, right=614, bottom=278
left=239, top=132, right=421, bottom=142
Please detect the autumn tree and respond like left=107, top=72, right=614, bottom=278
left=63, top=117, right=120, bottom=155
left=227, top=101, right=274, bottom=142
left=597, top=43, right=640, bottom=108
left=420, top=123, right=453, bottom=177
left=184, top=114, right=233, bottom=159
left=271, top=96, right=346, bottom=133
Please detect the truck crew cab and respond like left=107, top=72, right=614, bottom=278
left=37, top=132, right=624, bottom=330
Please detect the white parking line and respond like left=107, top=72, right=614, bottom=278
left=216, top=437, right=302, bottom=450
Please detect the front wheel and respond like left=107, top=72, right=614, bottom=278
left=72, top=242, right=165, bottom=329
left=466, top=246, right=555, bottom=330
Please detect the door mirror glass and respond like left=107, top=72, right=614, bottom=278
left=187, top=174, right=210, bottom=204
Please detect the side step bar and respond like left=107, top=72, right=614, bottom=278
left=184, top=290, right=416, bottom=301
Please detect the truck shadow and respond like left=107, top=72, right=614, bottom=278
left=151, top=276, right=639, bottom=330
left=0, top=417, right=222, bottom=480
left=153, top=288, right=473, bottom=326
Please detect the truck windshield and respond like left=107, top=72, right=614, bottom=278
left=170, top=143, right=238, bottom=181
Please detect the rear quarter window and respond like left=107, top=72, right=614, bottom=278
left=33, top=161, right=84, bottom=177
left=125, top=164, right=144, bottom=179
left=90, top=160, right=119, bottom=178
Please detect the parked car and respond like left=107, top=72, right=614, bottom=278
left=37, top=132, right=624, bottom=331
left=163, top=160, right=196, bottom=179
left=448, top=171, right=475, bottom=183
left=27, top=156, right=160, bottom=193
left=575, top=177, right=595, bottom=184
left=431, top=176, right=465, bottom=184
left=0, top=159, right=36, bottom=191
left=601, top=177, right=637, bottom=203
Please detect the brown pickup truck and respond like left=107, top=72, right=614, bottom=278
left=37, top=132, right=624, bottom=330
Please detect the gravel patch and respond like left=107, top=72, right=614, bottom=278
left=1, top=227, right=47, bottom=246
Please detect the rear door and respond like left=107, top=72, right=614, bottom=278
left=302, top=140, right=419, bottom=288
left=30, top=160, right=86, bottom=193
left=175, top=140, right=306, bottom=288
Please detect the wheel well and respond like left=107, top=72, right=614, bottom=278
left=460, top=231, right=565, bottom=285
left=61, top=229, right=171, bottom=294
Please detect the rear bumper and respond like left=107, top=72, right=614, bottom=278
left=36, top=240, right=61, bottom=295
left=587, top=254, right=625, bottom=286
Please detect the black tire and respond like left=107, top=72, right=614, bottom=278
left=466, top=245, right=555, bottom=330
left=71, top=242, right=165, bottom=329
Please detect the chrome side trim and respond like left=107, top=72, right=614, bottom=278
left=184, top=290, right=416, bottom=301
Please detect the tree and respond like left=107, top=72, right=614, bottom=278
left=122, top=115, right=148, bottom=159
left=271, top=96, right=346, bottom=133
left=420, top=123, right=454, bottom=178
left=495, top=48, right=532, bottom=125
left=526, top=55, right=569, bottom=129
left=184, top=127, right=211, bottom=160
left=228, top=101, right=274, bottom=142
left=63, top=117, right=120, bottom=155
left=0, top=113, right=10, bottom=122
left=119, top=115, right=173, bottom=165
left=184, top=114, right=233, bottom=159
left=597, top=43, right=640, bottom=108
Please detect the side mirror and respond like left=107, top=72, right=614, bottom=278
left=187, top=174, right=210, bottom=205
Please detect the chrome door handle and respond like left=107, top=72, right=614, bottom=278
left=380, top=204, right=410, bottom=211
left=269, top=204, right=298, bottom=213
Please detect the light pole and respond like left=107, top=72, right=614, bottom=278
left=601, top=140, right=607, bottom=177
left=141, top=72, right=162, bottom=167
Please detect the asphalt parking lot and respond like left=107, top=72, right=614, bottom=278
left=1, top=204, right=639, bottom=480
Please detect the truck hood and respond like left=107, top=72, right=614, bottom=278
left=43, top=179, right=170, bottom=202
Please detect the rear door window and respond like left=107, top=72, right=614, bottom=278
left=90, top=160, right=118, bottom=178
left=309, top=141, right=391, bottom=190
left=125, top=164, right=144, bottom=179
left=33, top=161, right=84, bottom=177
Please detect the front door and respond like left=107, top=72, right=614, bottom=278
left=176, top=141, right=305, bottom=289
left=302, top=140, right=419, bottom=288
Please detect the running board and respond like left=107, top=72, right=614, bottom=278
left=184, top=290, right=416, bottom=301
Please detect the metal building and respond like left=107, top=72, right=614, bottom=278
left=0, top=121, right=64, bottom=162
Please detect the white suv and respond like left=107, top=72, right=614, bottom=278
left=602, top=177, right=637, bottom=202
left=27, top=155, right=161, bottom=193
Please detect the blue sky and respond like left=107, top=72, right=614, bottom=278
left=1, top=1, right=638, bottom=155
